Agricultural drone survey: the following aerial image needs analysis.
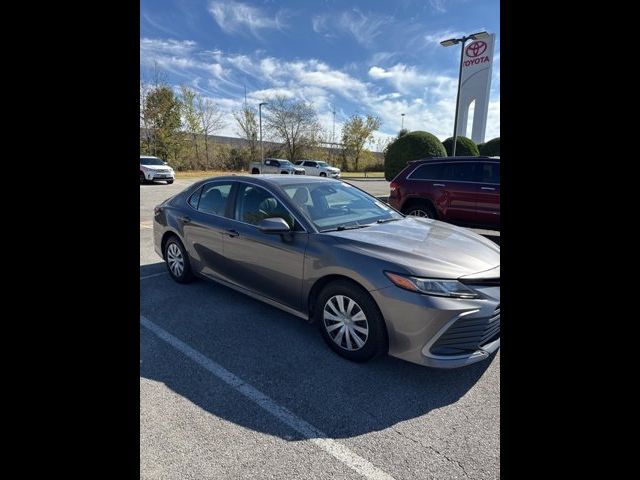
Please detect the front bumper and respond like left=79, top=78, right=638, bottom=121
left=329, top=172, right=341, bottom=178
left=147, top=172, right=175, bottom=181
left=370, top=284, right=500, bottom=368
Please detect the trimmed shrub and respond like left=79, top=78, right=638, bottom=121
left=478, top=137, right=500, bottom=156
left=384, top=131, right=447, bottom=181
left=442, top=136, right=480, bottom=156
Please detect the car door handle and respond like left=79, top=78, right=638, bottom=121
left=481, top=187, right=496, bottom=191
left=178, top=216, right=191, bottom=223
left=433, top=183, right=446, bottom=187
left=226, top=229, right=240, bottom=238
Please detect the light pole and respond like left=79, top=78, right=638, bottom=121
left=440, top=31, right=489, bottom=156
left=401, top=113, right=405, bottom=130
left=259, top=102, right=268, bottom=161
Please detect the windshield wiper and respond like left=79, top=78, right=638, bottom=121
left=376, top=218, right=402, bottom=224
left=321, top=224, right=369, bottom=232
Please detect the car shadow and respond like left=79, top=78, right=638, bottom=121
left=140, top=262, right=497, bottom=441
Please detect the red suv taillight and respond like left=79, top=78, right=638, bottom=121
left=389, top=181, right=398, bottom=196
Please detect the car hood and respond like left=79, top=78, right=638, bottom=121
left=324, top=217, right=500, bottom=279
left=327, top=167, right=340, bottom=172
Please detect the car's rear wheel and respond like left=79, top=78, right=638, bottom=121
left=164, top=236, right=193, bottom=283
left=140, top=172, right=145, bottom=184
left=315, top=280, right=387, bottom=362
left=320, top=172, right=327, bottom=177
left=403, top=201, right=436, bottom=219
left=251, top=168, right=259, bottom=174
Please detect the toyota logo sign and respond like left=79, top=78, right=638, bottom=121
left=466, top=41, right=487, bottom=58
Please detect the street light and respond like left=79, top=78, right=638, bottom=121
left=259, top=102, right=268, bottom=161
left=401, top=113, right=405, bottom=130
left=440, top=31, right=489, bottom=156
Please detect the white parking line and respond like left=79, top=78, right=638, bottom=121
left=140, top=315, right=396, bottom=480
left=140, top=272, right=168, bottom=280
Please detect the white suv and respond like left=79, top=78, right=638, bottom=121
left=294, top=160, right=341, bottom=178
left=140, top=156, right=175, bottom=184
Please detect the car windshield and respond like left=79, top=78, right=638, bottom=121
left=141, top=157, right=164, bottom=166
left=278, top=160, right=293, bottom=166
left=316, top=161, right=329, bottom=167
left=282, top=181, right=403, bottom=232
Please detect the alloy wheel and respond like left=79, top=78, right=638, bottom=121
left=167, top=243, right=184, bottom=277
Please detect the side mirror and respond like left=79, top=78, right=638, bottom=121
left=257, top=217, right=291, bottom=233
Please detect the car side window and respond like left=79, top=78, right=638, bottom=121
left=411, top=163, right=445, bottom=180
left=235, top=184, right=298, bottom=230
left=481, top=162, right=500, bottom=184
left=188, top=187, right=202, bottom=209
left=197, top=183, right=232, bottom=216
left=272, top=160, right=280, bottom=167
left=308, top=161, right=316, bottom=167
left=447, top=162, right=479, bottom=182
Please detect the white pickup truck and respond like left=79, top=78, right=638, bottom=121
left=250, top=158, right=306, bottom=175
left=294, top=160, right=341, bottom=178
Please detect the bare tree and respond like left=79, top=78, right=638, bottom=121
left=265, top=96, right=320, bottom=161
left=341, top=114, right=381, bottom=171
left=233, top=105, right=259, bottom=163
left=196, top=96, right=225, bottom=168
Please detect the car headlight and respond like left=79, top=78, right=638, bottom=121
left=384, top=272, right=479, bottom=298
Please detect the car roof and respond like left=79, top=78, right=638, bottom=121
left=410, top=156, right=499, bottom=163
left=194, top=174, right=341, bottom=187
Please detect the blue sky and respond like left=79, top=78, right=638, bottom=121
left=140, top=0, right=500, bottom=148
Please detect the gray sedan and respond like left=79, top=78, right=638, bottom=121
left=153, top=175, right=500, bottom=368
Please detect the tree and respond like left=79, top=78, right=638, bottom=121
left=384, top=131, right=447, bottom=181
left=143, top=85, right=183, bottom=162
left=397, top=128, right=409, bottom=138
left=478, top=137, right=500, bottom=156
left=180, top=86, right=204, bottom=168
left=233, top=105, right=259, bottom=163
left=196, top=96, right=225, bottom=168
left=265, top=96, right=320, bottom=161
left=341, top=114, right=381, bottom=172
left=442, top=136, right=480, bottom=156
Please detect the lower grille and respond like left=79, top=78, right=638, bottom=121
left=430, top=307, right=500, bottom=356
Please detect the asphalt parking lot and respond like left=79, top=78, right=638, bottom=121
left=140, top=177, right=500, bottom=479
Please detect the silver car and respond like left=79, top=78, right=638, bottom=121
left=153, top=175, right=500, bottom=368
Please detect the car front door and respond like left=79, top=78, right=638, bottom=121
left=305, top=161, right=318, bottom=175
left=474, top=161, right=500, bottom=228
left=181, top=181, right=238, bottom=280
left=223, top=182, right=308, bottom=310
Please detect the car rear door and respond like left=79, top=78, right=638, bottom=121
left=305, top=161, right=318, bottom=175
left=474, top=161, right=500, bottom=228
left=181, top=181, right=238, bottom=281
left=438, top=161, right=480, bottom=224
left=222, top=182, right=308, bottom=310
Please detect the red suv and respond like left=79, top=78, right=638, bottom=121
left=388, top=156, right=500, bottom=230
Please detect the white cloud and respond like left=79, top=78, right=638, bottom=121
left=423, top=28, right=465, bottom=46
left=208, top=1, right=286, bottom=38
left=312, top=9, right=393, bottom=47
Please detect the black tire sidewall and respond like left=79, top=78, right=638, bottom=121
left=315, top=280, right=387, bottom=362
left=320, top=172, right=327, bottom=177
left=164, top=236, right=193, bottom=283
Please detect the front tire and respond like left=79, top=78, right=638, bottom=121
left=140, top=172, right=145, bottom=184
left=320, top=172, right=327, bottom=177
left=315, top=280, right=387, bottom=362
left=166, top=179, right=174, bottom=184
left=164, top=236, right=193, bottom=283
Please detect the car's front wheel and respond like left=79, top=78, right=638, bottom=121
left=166, top=179, right=174, bottom=184
left=140, top=172, right=145, bottom=184
left=164, top=236, right=193, bottom=283
left=320, top=172, right=327, bottom=177
left=315, top=280, right=387, bottom=362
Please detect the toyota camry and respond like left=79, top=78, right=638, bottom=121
left=153, top=175, right=500, bottom=368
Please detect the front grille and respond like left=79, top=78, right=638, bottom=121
left=430, top=306, right=500, bottom=356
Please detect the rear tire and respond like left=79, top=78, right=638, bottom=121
left=315, top=280, right=387, bottom=362
left=403, top=201, right=436, bottom=219
left=251, top=168, right=259, bottom=174
left=320, top=172, right=327, bottom=177
left=140, top=172, right=145, bottom=184
left=164, top=236, right=194, bottom=283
